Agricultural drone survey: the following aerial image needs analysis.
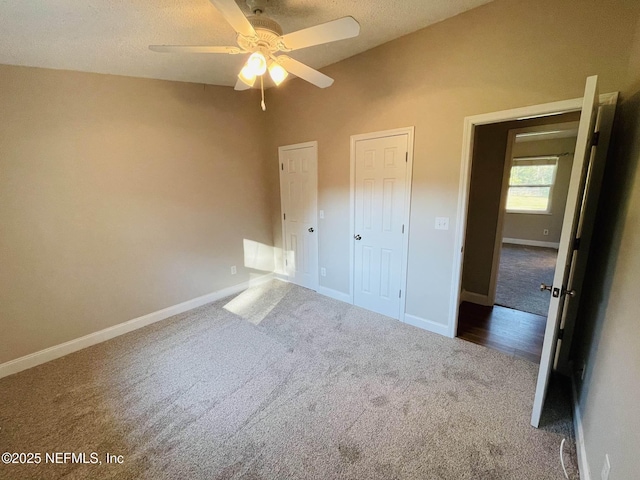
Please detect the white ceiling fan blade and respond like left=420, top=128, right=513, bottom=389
left=234, top=78, right=251, bottom=91
left=277, top=56, right=334, bottom=88
left=209, top=0, right=257, bottom=38
left=149, top=45, right=242, bottom=54
left=279, top=16, right=360, bottom=51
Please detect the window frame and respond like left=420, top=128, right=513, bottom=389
left=505, top=156, right=559, bottom=215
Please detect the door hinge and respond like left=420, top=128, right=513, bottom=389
left=557, top=328, right=565, bottom=340
left=402, top=224, right=405, bottom=234
left=405, top=152, right=408, bottom=162
left=399, top=290, right=402, bottom=298
left=283, top=213, right=286, bottom=220
left=285, top=259, right=288, bottom=266
left=573, top=237, right=581, bottom=250
left=591, top=131, right=600, bottom=147
left=281, top=163, right=284, bottom=171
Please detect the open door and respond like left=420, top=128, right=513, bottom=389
left=531, top=76, right=600, bottom=427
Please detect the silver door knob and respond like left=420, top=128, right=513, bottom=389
left=308, top=227, right=314, bottom=233
left=354, top=234, right=361, bottom=240
left=540, top=283, right=552, bottom=292
left=562, top=287, right=576, bottom=297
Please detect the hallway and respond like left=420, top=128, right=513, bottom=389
left=457, top=301, right=546, bottom=363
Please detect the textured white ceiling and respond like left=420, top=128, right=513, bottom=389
left=0, top=0, right=493, bottom=87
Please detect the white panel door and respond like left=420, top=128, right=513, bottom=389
left=354, top=134, right=409, bottom=318
left=531, top=75, right=599, bottom=427
left=279, top=143, right=318, bottom=291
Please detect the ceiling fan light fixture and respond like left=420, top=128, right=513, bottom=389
left=247, top=51, right=267, bottom=76
left=151, top=0, right=361, bottom=102
left=268, top=61, right=288, bottom=86
left=238, top=64, right=257, bottom=87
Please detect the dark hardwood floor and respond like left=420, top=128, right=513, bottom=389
left=457, top=302, right=546, bottom=363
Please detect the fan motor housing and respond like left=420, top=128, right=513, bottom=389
left=237, top=15, right=283, bottom=52
left=248, top=15, right=283, bottom=36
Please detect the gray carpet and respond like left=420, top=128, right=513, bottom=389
left=495, top=244, right=557, bottom=316
left=0, top=280, right=578, bottom=479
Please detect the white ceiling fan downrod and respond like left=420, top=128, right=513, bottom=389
left=247, top=0, right=267, bottom=15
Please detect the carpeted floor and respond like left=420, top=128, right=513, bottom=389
left=0, top=280, right=577, bottom=479
left=495, top=244, right=557, bottom=316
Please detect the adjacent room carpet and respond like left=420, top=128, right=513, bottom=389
left=495, top=244, right=557, bottom=316
left=0, top=280, right=577, bottom=479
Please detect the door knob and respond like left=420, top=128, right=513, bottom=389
left=308, top=227, right=314, bottom=233
left=540, top=283, right=552, bottom=292
left=562, top=287, right=576, bottom=297
left=354, top=234, right=361, bottom=240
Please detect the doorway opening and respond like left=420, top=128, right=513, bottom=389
left=457, top=118, right=580, bottom=363
left=449, top=76, right=618, bottom=427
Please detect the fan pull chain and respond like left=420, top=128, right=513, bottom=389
left=260, top=75, right=266, bottom=111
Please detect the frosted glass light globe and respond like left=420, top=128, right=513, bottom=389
left=247, top=52, right=267, bottom=76
left=268, top=62, right=288, bottom=86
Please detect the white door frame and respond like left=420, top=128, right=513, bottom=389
left=278, top=141, right=319, bottom=290
left=486, top=121, right=579, bottom=306
left=448, top=93, right=618, bottom=338
left=349, top=126, right=415, bottom=320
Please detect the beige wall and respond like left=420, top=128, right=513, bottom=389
left=264, top=0, right=640, bottom=328
left=503, top=136, right=576, bottom=244
left=0, top=0, right=639, bottom=475
left=461, top=122, right=507, bottom=296
left=461, top=115, right=578, bottom=296
left=0, top=65, right=273, bottom=364
left=571, top=20, right=640, bottom=479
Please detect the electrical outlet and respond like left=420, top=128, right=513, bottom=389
left=319, top=210, right=325, bottom=219
left=320, top=267, right=326, bottom=277
left=231, top=266, right=237, bottom=275
left=435, top=217, right=449, bottom=230
left=601, top=454, right=610, bottom=480
left=543, top=229, right=550, bottom=236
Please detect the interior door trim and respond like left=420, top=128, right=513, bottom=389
left=449, top=92, right=618, bottom=340
left=349, top=126, right=415, bottom=321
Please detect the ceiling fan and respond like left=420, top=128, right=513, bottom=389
left=150, top=0, right=360, bottom=110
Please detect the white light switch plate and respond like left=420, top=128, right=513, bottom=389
left=435, top=217, right=449, bottom=230
left=319, top=210, right=324, bottom=219
left=320, top=267, right=326, bottom=277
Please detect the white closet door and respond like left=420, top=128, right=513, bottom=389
left=353, top=134, right=409, bottom=318
left=279, top=143, right=318, bottom=291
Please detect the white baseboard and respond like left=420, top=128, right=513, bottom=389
left=460, top=290, right=492, bottom=306
left=571, top=376, right=591, bottom=480
left=0, top=273, right=274, bottom=380
left=277, top=278, right=353, bottom=305
left=315, top=287, right=450, bottom=339
left=316, top=286, right=353, bottom=304
left=503, top=238, right=560, bottom=249
left=403, top=314, right=449, bottom=337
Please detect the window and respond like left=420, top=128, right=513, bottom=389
left=506, top=157, right=558, bottom=213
